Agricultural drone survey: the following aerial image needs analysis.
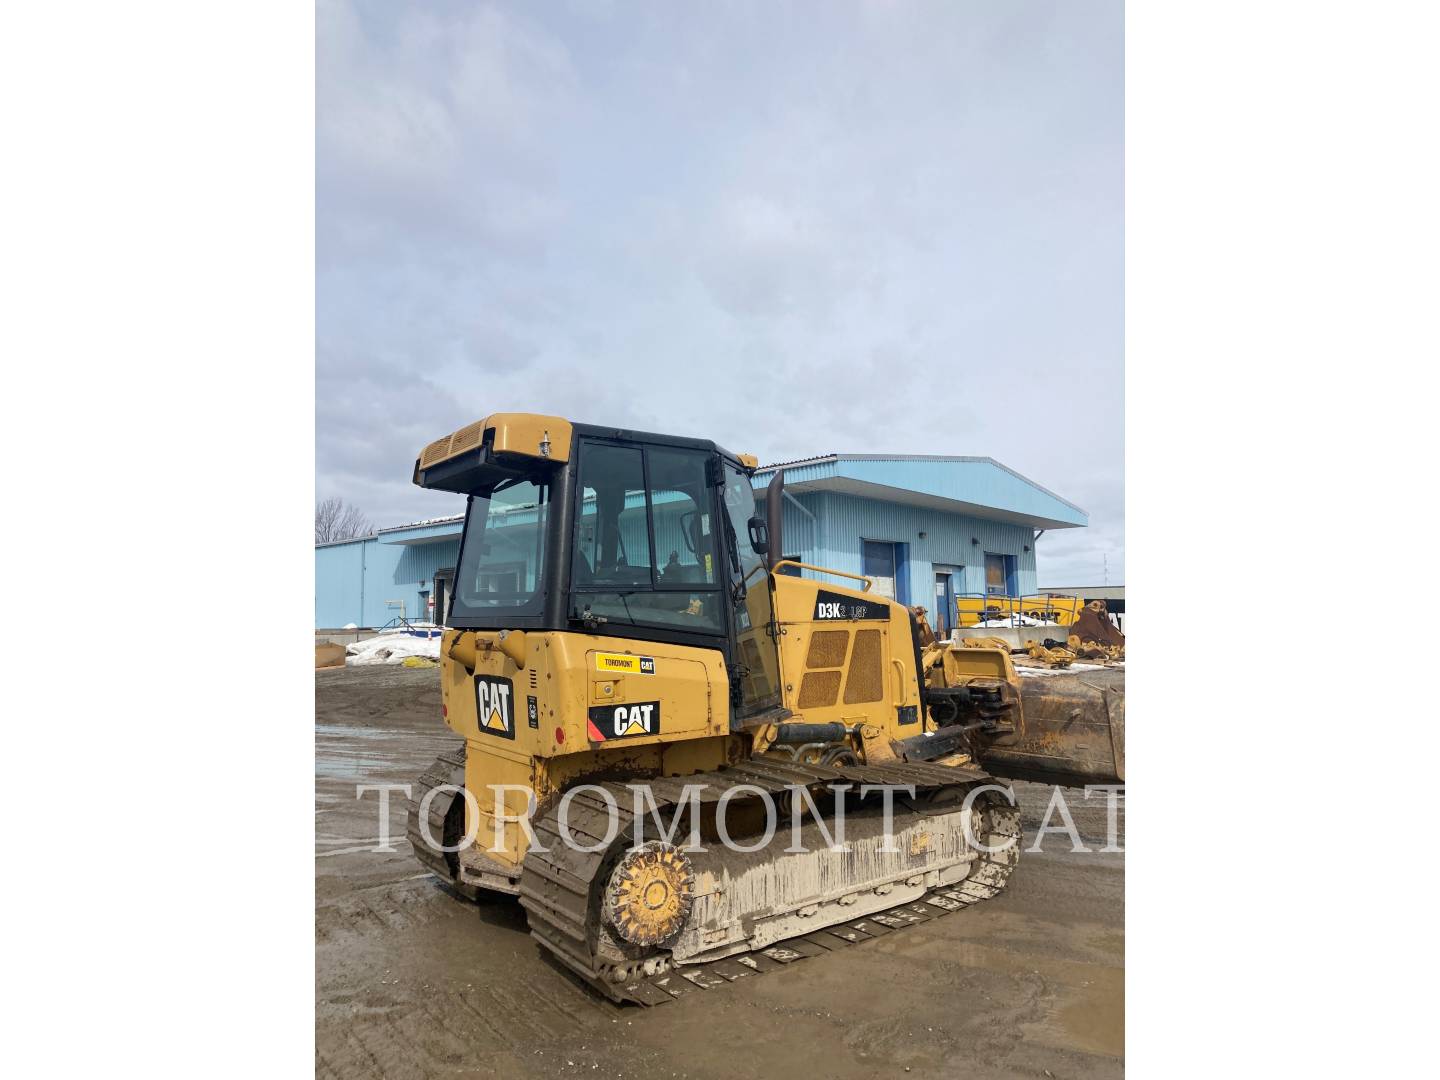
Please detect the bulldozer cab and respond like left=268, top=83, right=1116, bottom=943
left=415, top=414, right=782, bottom=721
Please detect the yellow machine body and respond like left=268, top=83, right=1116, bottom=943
left=441, top=628, right=742, bottom=871
left=768, top=571, right=923, bottom=734
left=443, top=566, right=932, bottom=871
left=418, top=412, right=574, bottom=472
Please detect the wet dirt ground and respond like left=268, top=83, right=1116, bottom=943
left=317, top=665, right=1124, bottom=1078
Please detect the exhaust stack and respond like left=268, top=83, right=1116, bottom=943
left=764, top=470, right=784, bottom=571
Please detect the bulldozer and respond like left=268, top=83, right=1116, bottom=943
left=405, top=413, right=1124, bottom=1004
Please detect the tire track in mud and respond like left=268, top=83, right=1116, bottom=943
left=452, top=991, right=535, bottom=1054
left=507, top=976, right=618, bottom=1033
left=320, top=997, right=512, bottom=1078
left=317, top=872, right=468, bottom=944
left=353, top=986, right=622, bottom=1078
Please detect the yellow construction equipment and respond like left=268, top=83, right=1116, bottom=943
left=956, top=593, right=1086, bottom=627
left=912, top=607, right=1124, bottom=783
left=405, top=413, right=1124, bottom=1004
left=1025, top=639, right=1077, bottom=667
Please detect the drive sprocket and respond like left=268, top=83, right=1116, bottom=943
left=604, top=841, right=695, bottom=947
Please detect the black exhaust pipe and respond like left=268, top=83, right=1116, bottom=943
left=765, top=469, right=784, bottom=571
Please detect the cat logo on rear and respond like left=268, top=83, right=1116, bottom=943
left=586, top=700, right=661, bottom=742
left=474, top=675, right=515, bottom=740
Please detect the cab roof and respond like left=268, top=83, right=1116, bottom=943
left=413, top=412, right=754, bottom=493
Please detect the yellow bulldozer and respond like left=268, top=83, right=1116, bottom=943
left=405, top=413, right=1124, bottom=1004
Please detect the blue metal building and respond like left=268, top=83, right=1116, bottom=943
left=316, top=518, right=465, bottom=629
left=754, top=455, right=1087, bottom=632
left=314, top=453, right=1087, bottom=633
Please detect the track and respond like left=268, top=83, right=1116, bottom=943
left=405, top=744, right=480, bottom=901
left=515, top=756, right=1022, bottom=1006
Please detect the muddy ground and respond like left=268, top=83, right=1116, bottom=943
left=317, top=665, right=1124, bottom=1078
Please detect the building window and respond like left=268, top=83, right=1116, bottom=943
left=984, top=551, right=1015, bottom=597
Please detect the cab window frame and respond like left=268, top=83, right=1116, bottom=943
left=568, top=437, right=726, bottom=635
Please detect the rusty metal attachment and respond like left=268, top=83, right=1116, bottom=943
left=1025, top=639, right=1077, bottom=668
left=912, top=636, right=1125, bottom=789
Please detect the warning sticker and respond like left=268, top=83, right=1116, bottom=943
left=593, top=652, right=656, bottom=675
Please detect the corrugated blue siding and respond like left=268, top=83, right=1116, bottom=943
left=618, top=499, right=706, bottom=571
left=316, top=536, right=461, bottom=627
left=315, top=539, right=367, bottom=627
left=771, top=491, right=1038, bottom=607
left=756, top=491, right=820, bottom=568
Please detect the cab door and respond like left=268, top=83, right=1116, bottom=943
left=720, top=462, right=781, bottom=718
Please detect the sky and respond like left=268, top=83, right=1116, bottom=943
left=317, top=0, right=1123, bottom=586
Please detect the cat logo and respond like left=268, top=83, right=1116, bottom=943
left=586, top=700, right=661, bottom=742
left=474, top=675, right=515, bottom=740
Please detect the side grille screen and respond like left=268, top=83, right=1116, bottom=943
left=843, top=629, right=884, bottom=704
left=806, top=630, right=850, bottom=669
left=797, top=670, right=842, bottom=709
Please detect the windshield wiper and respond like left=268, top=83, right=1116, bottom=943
left=720, top=518, right=748, bottom=605
left=573, top=590, right=642, bottom=631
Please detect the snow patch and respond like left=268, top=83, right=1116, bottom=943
left=345, top=635, right=441, bottom=666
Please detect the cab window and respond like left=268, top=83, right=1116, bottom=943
left=571, top=441, right=722, bottom=633
left=452, top=478, right=550, bottom=618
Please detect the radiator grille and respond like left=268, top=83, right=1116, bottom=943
left=843, top=629, right=884, bottom=704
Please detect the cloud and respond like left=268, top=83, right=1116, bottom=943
left=318, top=0, right=1124, bottom=581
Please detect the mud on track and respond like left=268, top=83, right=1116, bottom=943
left=317, top=665, right=1125, bottom=1078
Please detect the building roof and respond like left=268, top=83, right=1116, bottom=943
left=314, top=514, right=465, bottom=549
left=376, top=515, right=466, bottom=546
left=751, top=454, right=1087, bottom=530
